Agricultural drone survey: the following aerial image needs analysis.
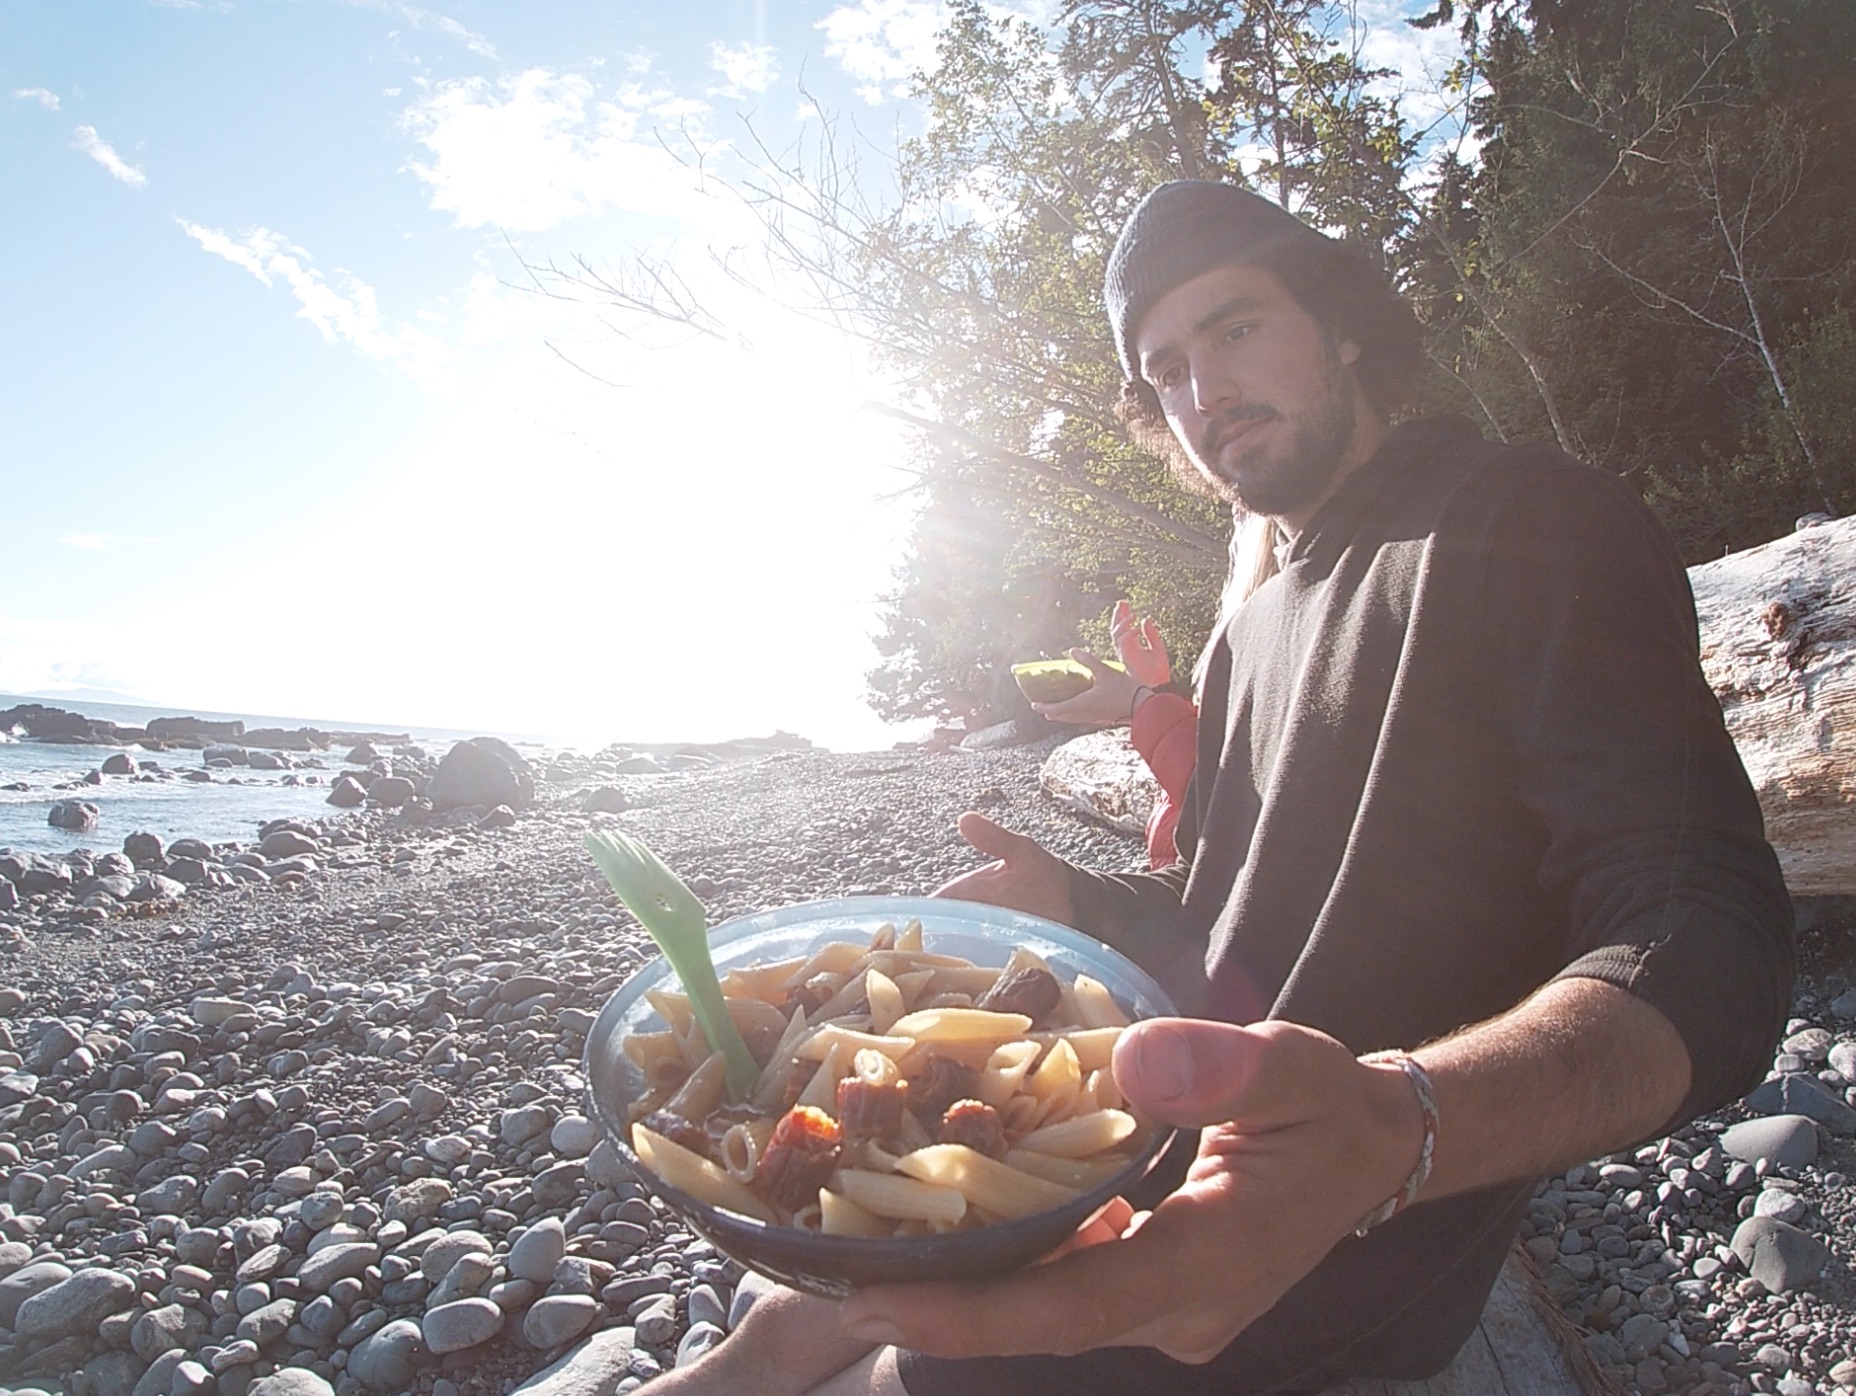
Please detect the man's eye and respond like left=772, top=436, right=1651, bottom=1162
left=1223, top=321, right=1254, bottom=344
left=1154, top=365, right=1185, bottom=391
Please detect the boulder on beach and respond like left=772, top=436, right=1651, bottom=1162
left=428, top=736, right=534, bottom=812
left=346, top=741, right=381, bottom=764
left=124, top=829, right=170, bottom=868
left=327, top=774, right=368, bottom=808
left=100, top=752, right=136, bottom=776
left=366, top=775, right=417, bottom=808
left=48, top=799, right=100, bottom=833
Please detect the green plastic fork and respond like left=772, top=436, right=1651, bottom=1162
left=585, top=830, right=760, bottom=1102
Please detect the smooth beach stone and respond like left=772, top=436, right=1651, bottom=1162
left=246, top=1371, right=337, bottom=1396
left=296, top=1241, right=378, bottom=1292
left=727, top=1271, right=776, bottom=1330
left=507, top=1326, right=636, bottom=1396
left=236, top=1296, right=299, bottom=1346
left=346, top=1317, right=426, bottom=1391
left=83, top=1348, right=145, bottom=1396
left=524, top=1294, right=600, bottom=1348
left=423, top=1297, right=505, bottom=1353
left=426, top=1251, right=495, bottom=1308
left=1754, top=1188, right=1810, bottom=1225
left=508, top=1218, right=566, bottom=1284
left=0, top=1260, right=73, bottom=1327
left=549, top=1115, right=601, bottom=1159
left=677, top=1321, right=726, bottom=1367
left=420, top=1230, right=492, bottom=1284
left=132, top=1302, right=207, bottom=1361
left=298, top=1190, right=345, bottom=1230
left=1742, top=1074, right=1856, bottom=1134
left=1732, top=1216, right=1831, bottom=1293
left=14, top=1264, right=138, bottom=1337
left=1721, top=1115, right=1819, bottom=1170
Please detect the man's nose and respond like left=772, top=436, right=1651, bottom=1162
left=1190, top=353, right=1241, bottom=416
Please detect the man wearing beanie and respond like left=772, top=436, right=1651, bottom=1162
left=657, top=182, right=1793, bottom=1395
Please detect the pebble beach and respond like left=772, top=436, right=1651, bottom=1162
left=1, top=736, right=1854, bottom=1396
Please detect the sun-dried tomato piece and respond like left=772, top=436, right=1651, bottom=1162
left=836, top=1077, right=906, bottom=1140
left=906, top=1055, right=981, bottom=1122
left=938, top=1099, right=1008, bottom=1160
left=640, top=1109, right=712, bottom=1160
left=784, top=975, right=840, bottom=1018
left=976, top=966, right=1062, bottom=1022
left=752, top=1105, right=843, bottom=1211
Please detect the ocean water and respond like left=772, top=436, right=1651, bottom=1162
left=0, top=693, right=549, bottom=857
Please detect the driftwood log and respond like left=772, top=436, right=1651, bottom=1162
left=1690, top=516, right=1856, bottom=897
left=1042, top=516, right=1856, bottom=896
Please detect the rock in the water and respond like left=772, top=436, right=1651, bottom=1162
left=428, top=736, right=534, bottom=811
left=327, top=774, right=368, bottom=808
left=367, top=775, right=416, bottom=808
left=1721, top=1115, right=1820, bottom=1169
left=49, top=798, right=101, bottom=832
left=1732, top=1216, right=1832, bottom=1293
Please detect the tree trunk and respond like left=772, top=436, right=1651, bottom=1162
left=1690, top=515, right=1856, bottom=897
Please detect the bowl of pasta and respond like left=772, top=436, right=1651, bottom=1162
left=583, top=895, right=1178, bottom=1298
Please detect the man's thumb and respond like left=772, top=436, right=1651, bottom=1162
left=1113, top=1018, right=1276, bottom=1129
left=956, top=811, right=1031, bottom=861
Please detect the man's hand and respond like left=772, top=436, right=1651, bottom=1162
left=1110, top=599, right=1172, bottom=688
left=1031, top=649, right=1146, bottom=727
left=837, top=1018, right=1422, bottom=1362
left=931, top=813, right=1077, bottom=928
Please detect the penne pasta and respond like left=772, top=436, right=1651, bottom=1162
left=889, top=1007, right=1034, bottom=1044
left=665, top=1051, right=728, bottom=1124
left=836, top=1168, right=969, bottom=1225
left=1015, top=1108, right=1138, bottom=1159
left=819, top=1188, right=892, bottom=1237
left=1068, top=974, right=1132, bottom=1029
left=1004, top=1149, right=1132, bottom=1191
left=865, top=969, right=906, bottom=1036
left=896, top=1143, right=1082, bottom=1220
left=719, top=957, right=810, bottom=1003
left=794, top=1025, right=914, bottom=1062
left=796, top=1042, right=850, bottom=1112
left=633, top=1123, right=777, bottom=1224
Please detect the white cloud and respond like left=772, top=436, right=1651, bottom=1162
left=178, top=221, right=452, bottom=381
left=817, top=0, right=947, bottom=104
left=401, top=68, right=723, bottom=232
left=71, top=125, right=147, bottom=187
left=337, top=0, right=498, bottom=58
left=709, top=41, right=779, bottom=100
left=57, top=534, right=109, bottom=551
left=12, top=87, right=60, bottom=110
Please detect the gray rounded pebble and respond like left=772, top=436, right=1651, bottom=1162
left=508, top=1218, right=566, bottom=1284
left=346, top=1317, right=426, bottom=1391
left=424, top=1297, right=505, bottom=1353
left=523, top=1294, right=600, bottom=1348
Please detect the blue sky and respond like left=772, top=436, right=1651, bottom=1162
left=2, top=0, right=1459, bottom=750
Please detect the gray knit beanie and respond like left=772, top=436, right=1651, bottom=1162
left=1104, top=181, right=1334, bottom=380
